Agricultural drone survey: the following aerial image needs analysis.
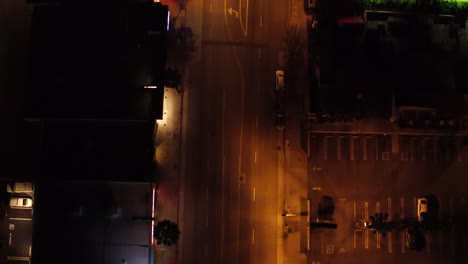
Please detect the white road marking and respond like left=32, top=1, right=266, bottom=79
left=260, top=15, right=263, bottom=27
left=252, top=187, right=256, bottom=201
left=210, top=1, right=213, bottom=13
left=9, top=218, right=32, bottom=221
left=254, top=151, right=257, bottom=164
left=9, top=233, right=12, bottom=246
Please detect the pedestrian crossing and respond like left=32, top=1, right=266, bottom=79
left=307, top=133, right=468, bottom=162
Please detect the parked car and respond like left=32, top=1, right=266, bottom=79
left=417, top=198, right=428, bottom=222
left=10, top=197, right=33, bottom=209
left=7, top=182, right=34, bottom=194
left=318, top=196, right=335, bottom=221
left=275, top=70, right=285, bottom=91
left=405, top=227, right=425, bottom=251
left=276, top=111, right=285, bottom=129
left=355, top=220, right=368, bottom=230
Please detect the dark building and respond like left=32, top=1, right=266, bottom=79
left=307, top=1, right=468, bottom=128
left=21, top=1, right=169, bottom=263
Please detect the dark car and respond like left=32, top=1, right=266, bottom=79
left=304, top=0, right=317, bottom=15
left=276, top=112, right=285, bottom=129
left=318, top=196, right=335, bottom=221
left=406, top=227, right=426, bottom=251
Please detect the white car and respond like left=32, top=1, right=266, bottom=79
left=417, top=198, right=428, bottom=222
left=7, top=182, right=34, bottom=194
left=10, top=197, right=33, bottom=209
left=275, top=70, right=285, bottom=91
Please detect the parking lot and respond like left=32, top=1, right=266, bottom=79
left=307, top=132, right=468, bottom=264
left=307, top=133, right=467, bottom=163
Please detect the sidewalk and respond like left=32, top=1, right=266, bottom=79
left=153, top=87, right=183, bottom=264
left=283, top=1, right=309, bottom=264
left=153, top=1, right=204, bottom=264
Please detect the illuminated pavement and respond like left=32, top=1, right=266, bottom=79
left=158, top=0, right=310, bottom=264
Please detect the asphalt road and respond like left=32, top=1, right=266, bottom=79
left=306, top=132, right=468, bottom=264
left=180, top=0, right=291, bottom=263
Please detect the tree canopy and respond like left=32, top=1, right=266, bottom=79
left=154, top=219, right=180, bottom=247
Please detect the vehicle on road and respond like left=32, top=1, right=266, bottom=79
left=417, top=198, right=428, bottom=222
left=7, top=182, right=34, bottom=194
left=276, top=111, right=285, bottom=129
left=275, top=70, right=284, bottom=91
left=10, top=197, right=33, bottom=209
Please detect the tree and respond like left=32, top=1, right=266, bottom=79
left=167, top=23, right=196, bottom=64
left=154, top=219, right=180, bottom=247
left=368, top=212, right=396, bottom=237
left=165, top=68, right=182, bottom=89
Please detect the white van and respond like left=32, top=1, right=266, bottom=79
left=6, top=183, right=34, bottom=194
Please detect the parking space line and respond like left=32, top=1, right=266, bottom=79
left=400, top=198, right=404, bottom=219
left=387, top=198, right=392, bottom=221
left=353, top=202, right=356, bottom=222
left=365, top=202, right=368, bottom=221
left=354, top=230, right=357, bottom=248
left=388, top=232, right=392, bottom=253
left=337, top=136, right=341, bottom=160
left=401, top=231, right=405, bottom=253
left=252, top=228, right=255, bottom=245
left=321, top=232, right=324, bottom=254
left=10, top=218, right=32, bottom=221
left=9, top=233, right=12, bottom=246
left=365, top=229, right=369, bottom=249
left=426, top=232, right=431, bottom=253
left=324, top=136, right=329, bottom=160
left=377, top=233, right=381, bottom=248
left=410, top=138, right=416, bottom=161
left=449, top=196, right=454, bottom=218
left=7, top=257, right=29, bottom=261
left=363, top=137, right=367, bottom=160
